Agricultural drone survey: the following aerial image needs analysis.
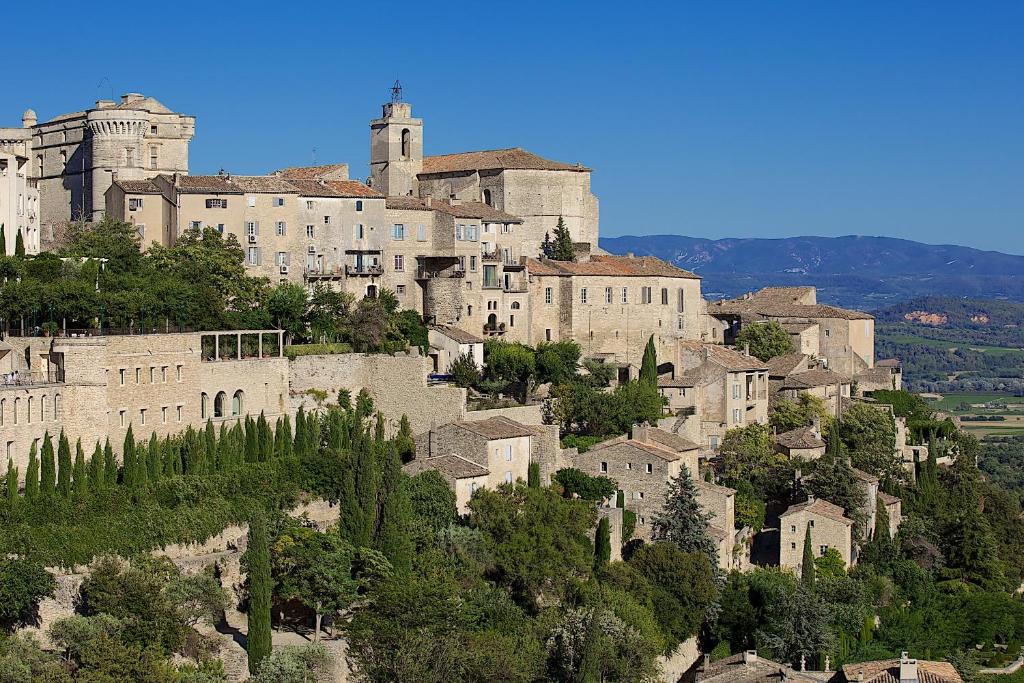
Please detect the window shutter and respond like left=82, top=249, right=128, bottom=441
left=222, top=199, right=228, bottom=209
left=256, top=247, right=261, bottom=266
left=205, top=199, right=212, bottom=209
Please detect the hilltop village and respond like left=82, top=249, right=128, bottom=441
left=0, top=93, right=1017, bottom=682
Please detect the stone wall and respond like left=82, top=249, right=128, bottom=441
left=288, top=351, right=465, bottom=434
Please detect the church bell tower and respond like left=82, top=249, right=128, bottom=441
left=369, top=81, right=423, bottom=197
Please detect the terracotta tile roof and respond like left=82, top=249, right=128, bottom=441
left=766, top=353, right=810, bottom=378
left=780, top=368, right=850, bottom=390
left=878, top=491, right=901, bottom=506
left=588, top=439, right=683, bottom=463
left=113, top=179, right=161, bottom=194
left=455, top=416, right=534, bottom=440
left=524, top=255, right=700, bottom=279
left=430, top=325, right=484, bottom=344
left=658, top=376, right=696, bottom=389
left=780, top=497, right=853, bottom=526
left=776, top=426, right=826, bottom=450
left=162, top=174, right=242, bottom=194
left=876, top=358, right=901, bottom=368
left=643, top=428, right=700, bottom=453
left=284, top=178, right=346, bottom=197
left=838, top=660, right=961, bottom=683
left=273, top=163, right=348, bottom=180
left=709, top=287, right=872, bottom=321
left=405, top=454, right=489, bottom=480
left=324, top=180, right=383, bottom=198
left=853, top=468, right=880, bottom=484
left=421, top=147, right=590, bottom=174
left=230, top=175, right=300, bottom=194
left=385, top=197, right=520, bottom=222
left=696, top=652, right=818, bottom=683
left=678, top=342, right=769, bottom=372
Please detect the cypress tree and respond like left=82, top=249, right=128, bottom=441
left=40, top=433, right=56, bottom=496
left=639, top=335, right=658, bottom=389
left=14, top=230, right=25, bottom=258
left=394, top=415, right=415, bottom=464
left=373, top=444, right=412, bottom=574
left=89, top=442, right=103, bottom=492
left=57, top=431, right=72, bottom=497
left=147, top=433, right=162, bottom=482
left=244, top=416, right=259, bottom=463
left=257, top=413, right=273, bottom=462
left=594, top=516, right=611, bottom=571
left=205, top=420, right=217, bottom=471
left=540, top=230, right=553, bottom=259
left=122, top=426, right=136, bottom=488
left=103, top=439, right=117, bottom=486
left=246, top=509, right=273, bottom=675
left=163, top=436, right=176, bottom=478
left=0, top=226, right=5, bottom=255
left=294, top=407, right=308, bottom=457
left=528, top=461, right=541, bottom=488
left=72, top=440, right=88, bottom=497
left=6, top=458, right=18, bottom=503
left=279, top=415, right=293, bottom=459
left=274, top=417, right=286, bottom=459
left=24, top=442, right=39, bottom=501
left=801, top=523, right=816, bottom=589
left=134, top=433, right=149, bottom=487
left=339, top=451, right=365, bottom=547
left=355, top=438, right=379, bottom=547
left=217, top=424, right=230, bottom=471
left=230, top=422, right=245, bottom=468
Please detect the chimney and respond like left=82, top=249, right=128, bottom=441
left=743, top=343, right=751, bottom=357
left=425, top=196, right=432, bottom=208
left=633, top=423, right=649, bottom=444
left=811, top=416, right=821, bottom=438
left=743, top=651, right=758, bottom=666
left=703, top=654, right=710, bottom=670
left=899, top=652, right=918, bottom=683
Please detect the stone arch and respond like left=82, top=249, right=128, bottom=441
left=41, top=395, right=48, bottom=421
left=483, top=189, right=492, bottom=207
left=53, top=393, right=61, bottom=420
left=366, top=284, right=378, bottom=298
left=487, top=313, right=498, bottom=330
left=214, top=391, right=227, bottom=418
left=400, top=128, right=411, bottom=158
left=12, top=397, right=19, bottom=425
left=511, top=301, right=521, bottom=310
left=201, top=392, right=209, bottom=420
left=232, top=390, right=244, bottom=417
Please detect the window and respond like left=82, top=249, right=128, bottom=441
left=605, top=287, right=613, bottom=304
left=511, top=301, right=521, bottom=310
left=149, top=367, right=156, bottom=383
left=600, top=462, right=608, bottom=473
left=732, top=384, right=740, bottom=399
left=306, top=200, right=314, bottom=210
left=646, top=463, right=653, bottom=473
left=396, top=284, right=406, bottom=294
left=232, top=390, right=243, bottom=416
left=416, top=224, right=426, bottom=241
left=501, top=223, right=511, bottom=234
left=545, top=287, right=553, bottom=304
left=216, top=224, right=225, bottom=233
left=306, top=225, right=315, bottom=238
left=401, top=128, right=411, bottom=157
left=470, top=256, right=477, bottom=272
left=545, top=329, right=552, bottom=341
left=483, top=189, right=492, bottom=206
left=621, top=287, right=628, bottom=304
left=732, top=408, right=742, bottom=424
left=247, top=195, right=256, bottom=207
left=273, top=197, right=285, bottom=207
left=276, top=251, right=288, bottom=266
left=455, top=224, right=463, bottom=241
left=580, top=288, right=588, bottom=304
left=809, top=520, right=815, bottom=528
left=247, top=247, right=260, bottom=265
left=505, top=471, right=513, bottom=484
left=129, top=197, right=144, bottom=211
left=678, top=316, right=685, bottom=331
left=394, top=254, right=404, bottom=271
left=355, top=200, right=363, bottom=212
left=246, top=221, right=257, bottom=237
left=820, top=545, right=828, bottom=556
left=206, top=198, right=228, bottom=209
left=661, top=288, right=669, bottom=305
left=710, top=436, right=719, bottom=450
left=504, top=445, right=512, bottom=462
left=214, top=392, right=226, bottom=418
left=140, top=408, right=146, bottom=426
left=135, top=368, right=141, bottom=384
left=150, top=125, right=158, bottom=135
left=275, top=221, right=286, bottom=236
left=162, top=407, right=168, bottom=424
left=509, top=314, right=515, bottom=327
left=119, top=369, right=126, bottom=386
left=626, top=462, right=632, bottom=470
left=200, top=393, right=208, bottom=419
left=161, top=367, right=167, bottom=383
left=355, top=224, right=364, bottom=239
left=392, top=224, right=405, bottom=240
left=825, top=329, right=831, bottom=338
left=190, top=221, right=202, bottom=230
left=791, top=542, right=797, bottom=550
left=323, top=215, right=331, bottom=225
left=177, top=405, right=183, bottom=422
left=119, top=410, right=125, bottom=427
left=176, top=365, right=183, bottom=382
left=677, top=289, right=685, bottom=312
left=149, top=145, right=158, bottom=169
left=641, top=287, right=652, bottom=304
left=790, top=525, right=797, bottom=533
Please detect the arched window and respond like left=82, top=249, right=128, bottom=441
left=214, top=392, right=227, bottom=418
left=400, top=129, right=411, bottom=158
left=483, top=189, right=492, bottom=207
left=366, top=285, right=377, bottom=298
left=232, top=390, right=244, bottom=416
left=200, top=392, right=209, bottom=419
left=53, top=393, right=61, bottom=419
left=41, top=395, right=48, bottom=421
left=487, top=313, right=498, bottom=330
left=27, top=396, right=33, bottom=424
left=511, top=301, right=521, bottom=310
left=13, top=397, right=19, bottom=425
left=0, top=398, right=5, bottom=426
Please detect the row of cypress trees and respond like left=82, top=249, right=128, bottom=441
left=0, top=226, right=27, bottom=258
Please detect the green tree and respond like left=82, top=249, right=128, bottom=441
left=553, top=468, right=618, bottom=502
left=535, top=340, right=581, bottom=386
left=528, top=461, right=541, bottom=488
left=406, top=470, right=457, bottom=539
left=103, top=438, right=117, bottom=486
left=801, top=523, right=815, bottom=589
left=651, top=467, right=718, bottom=567
left=0, top=557, right=56, bottom=629
left=838, top=402, right=901, bottom=484
left=24, top=441, right=39, bottom=501
left=40, top=432, right=56, bottom=496
left=484, top=339, right=536, bottom=402
left=5, top=458, right=17, bottom=503
left=639, top=335, right=658, bottom=388
left=251, top=644, right=332, bottom=683
left=814, top=547, right=846, bottom=578
left=72, top=439, right=88, bottom=497
left=374, top=445, right=413, bottom=574
left=89, top=442, right=103, bottom=492
left=594, top=517, right=612, bottom=571
left=245, top=509, right=273, bottom=675
left=0, top=225, right=5, bottom=255
left=735, top=320, right=795, bottom=362
left=14, top=229, right=25, bottom=258
left=769, top=393, right=831, bottom=433
left=267, top=282, right=308, bottom=341
left=627, top=542, right=718, bottom=646
left=804, top=454, right=868, bottom=538
left=550, top=216, right=576, bottom=261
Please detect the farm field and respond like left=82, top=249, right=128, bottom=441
left=926, top=392, right=1024, bottom=438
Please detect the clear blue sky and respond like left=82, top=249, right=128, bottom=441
left=7, top=2, right=1023, bottom=254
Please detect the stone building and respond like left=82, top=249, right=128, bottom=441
left=779, top=497, right=854, bottom=572
left=666, top=342, right=770, bottom=452
left=709, top=286, right=875, bottom=377
left=427, top=326, right=484, bottom=374
left=0, top=330, right=287, bottom=479
left=403, top=453, right=489, bottom=514
left=833, top=654, right=962, bottom=683
left=693, top=650, right=820, bottom=683
left=2, top=94, right=194, bottom=244
left=696, top=479, right=737, bottom=570
left=878, top=491, right=902, bottom=538
left=0, top=149, right=40, bottom=254
left=775, top=425, right=826, bottom=460
left=776, top=367, right=852, bottom=415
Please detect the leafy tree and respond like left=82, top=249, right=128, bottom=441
left=804, top=453, right=868, bottom=538
left=446, top=352, right=478, bottom=389
left=735, top=320, right=795, bottom=361
left=535, top=340, right=581, bottom=386
left=550, top=216, right=575, bottom=261
left=594, top=517, right=612, bottom=571
left=718, top=423, right=794, bottom=502
left=837, top=402, right=900, bottom=484
left=484, top=339, right=536, bottom=402
left=651, top=467, right=719, bottom=568
left=756, top=584, right=834, bottom=667
left=801, top=523, right=815, bottom=589
left=627, top=542, right=718, bottom=646
left=814, top=547, right=846, bottom=578
left=245, top=509, right=273, bottom=674
left=163, top=570, right=228, bottom=629
left=266, top=282, right=308, bottom=341
left=552, top=467, right=617, bottom=502
left=770, top=392, right=830, bottom=433
left=407, top=470, right=457, bottom=538
left=0, top=557, right=56, bottom=629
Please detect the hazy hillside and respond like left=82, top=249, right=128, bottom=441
left=599, top=234, right=1024, bottom=308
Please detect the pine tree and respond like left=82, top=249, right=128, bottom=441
left=650, top=467, right=718, bottom=567
left=14, top=229, right=25, bottom=258
left=639, top=335, right=658, bottom=389
left=246, top=509, right=273, bottom=675
left=373, top=443, right=412, bottom=574
left=24, top=442, right=39, bottom=501
left=57, top=431, right=72, bottom=497
left=72, top=440, right=88, bottom=498
left=89, top=443, right=103, bottom=492
left=6, top=458, right=18, bottom=503
left=801, top=523, right=816, bottom=590
left=103, top=439, right=117, bottom=486
left=594, top=516, right=611, bottom=571
left=40, top=433, right=56, bottom=497
left=550, top=216, right=575, bottom=261
left=528, top=461, right=541, bottom=488
left=540, top=230, right=554, bottom=259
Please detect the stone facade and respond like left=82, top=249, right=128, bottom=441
left=779, top=497, right=854, bottom=572
left=0, top=150, right=40, bottom=254
left=427, top=326, right=484, bottom=374
left=2, top=93, right=194, bottom=244
left=696, top=479, right=737, bottom=570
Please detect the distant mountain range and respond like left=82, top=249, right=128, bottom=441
left=599, top=234, right=1024, bottom=310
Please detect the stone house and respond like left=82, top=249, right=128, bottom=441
left=696, top=479, right=737, bottom=570
left=427, top=326, right=484, bottom=374
left=781, top=321, right=820, bottom=357
left=693, top=650, right=821, bottom=683
left=855, top=358, right=903, bottom=392
left=833, top=654, right=962, bottom=683
left=853, top=468, right=880, bottom=539
left=412, top=416, right=534, bottom=492
left=777, top=368, right=852, bottom=415
left=878, top=491, right=902, bottom=538
left=775, top=425, right=826, bottom=460
left=669, top=342, right=770, bottom=453
left=709, top=286, right=875, bottom=377
left=779, top=497, right=854, bottom=572
left=403, top=453, right=489, bottom=514
left=0, top=150, right=40, bottom=254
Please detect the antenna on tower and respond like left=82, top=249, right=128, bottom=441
left=391, top=79, right=403, bottom=104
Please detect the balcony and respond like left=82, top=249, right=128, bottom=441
left=481, top=251, right=501, bottom=262
left=345, top=264, right=384, bottom=277
left=305, top=266, right=344, bottom=280
left=416, top=268, right=464, bottom=280
left=483, top=322, right=507, bottom=337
